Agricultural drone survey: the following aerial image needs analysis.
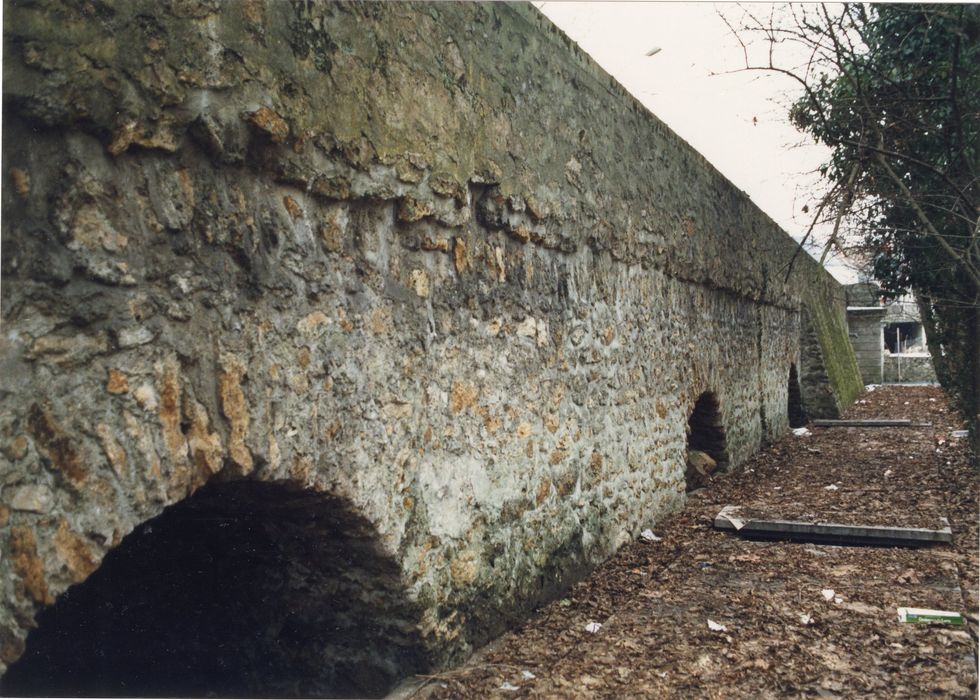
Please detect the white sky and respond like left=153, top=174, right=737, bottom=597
left=536, top=2, right=861, bottom=283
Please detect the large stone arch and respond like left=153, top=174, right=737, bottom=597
left=1, top=479, right=427, bottom=698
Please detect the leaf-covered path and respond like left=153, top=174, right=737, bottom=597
left=403, top=386, right=978, bottom=698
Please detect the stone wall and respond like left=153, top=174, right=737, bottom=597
left=0, top=1, right=861, bottom=691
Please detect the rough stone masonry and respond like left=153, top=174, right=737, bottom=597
left=0, top=1, right=863, bottom=694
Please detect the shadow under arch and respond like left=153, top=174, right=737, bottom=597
left=788, top=363, right=807, bottom=428
left=1, top=479, right=428, bottom=699
left=684, top=391, right=729, bottom=491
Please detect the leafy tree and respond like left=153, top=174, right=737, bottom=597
left=727, top=4, right=979, bottom=454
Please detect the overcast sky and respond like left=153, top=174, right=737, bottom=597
left=536, top=2, right=861, bottom=283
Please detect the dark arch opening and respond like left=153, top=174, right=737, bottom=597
left=788, top=364, right=806, bottom=428
left=684, top=392, right=729, bottom=492
left=1, top=480, right=428, bottom=698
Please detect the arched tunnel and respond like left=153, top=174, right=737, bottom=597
left=1, top=480, right=428, bottom=698
left=685, top=391, right=730, bottom=491
left=788, top=364, right=807, bottom=428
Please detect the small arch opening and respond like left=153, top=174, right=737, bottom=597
left=685, top=391, right=729, bottom=492
left=788, top=364, right=806, bottom=428
left=1, top=480, right=428, bottom=698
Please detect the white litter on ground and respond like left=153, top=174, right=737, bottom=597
left=824, top=484, right=839, bottom=491
left=585, top=621, right=603, bottom=634
left=792, top=427, right=811, bottom=437
left=822, top=589, right=836, bottom=602
left=640, top=529, right=662, bottom=542
left=707, top=619, right=727, bottom=632
left=499, top=682, right=520, bottom=691
left=521, top=670, right=536, bottom=680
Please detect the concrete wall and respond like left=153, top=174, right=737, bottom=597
left=848, top=309, right=885, bottom=385
left=883, top=355, right=938, bottom=384
left=0, top=1, right=862, bottom=689
left=845, top=282, right=881, bottom=307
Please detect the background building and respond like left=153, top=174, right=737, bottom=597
left=845, top=283, right=937, bottom=385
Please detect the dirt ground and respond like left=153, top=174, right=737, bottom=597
left=407, top=385, right=979, bottom=698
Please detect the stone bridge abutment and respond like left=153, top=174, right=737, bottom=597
left=1, top=1, right=862, bottom=693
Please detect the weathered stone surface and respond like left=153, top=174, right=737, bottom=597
left=25, top=404, right=87, bottom=485
left=8, top=528, right=53, bottom=606
left=52, top=521, right=98, bottom=584
left=7, top=486, right=54, bottom=514
left=105, top=368, right=130, bottom=395
left=219, top=354, right=253, bottom=476
left=0, top=0, right=861, bottom=690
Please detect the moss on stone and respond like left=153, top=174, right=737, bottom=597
left=801, top=267, right=865, bottom=416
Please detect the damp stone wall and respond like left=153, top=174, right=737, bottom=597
left=0, top=0, right=862, bottom=685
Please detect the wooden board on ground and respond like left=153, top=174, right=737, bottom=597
left=811, top=419, right=932, bottom=427
left=713, top=505, right=952, bottom=547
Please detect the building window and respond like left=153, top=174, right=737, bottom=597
left=883, top=322, right=923, bottom=354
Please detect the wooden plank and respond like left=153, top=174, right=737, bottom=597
left=810, top=419, right=932, bottom=428
left=713, top=508, right=952, bottom=547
